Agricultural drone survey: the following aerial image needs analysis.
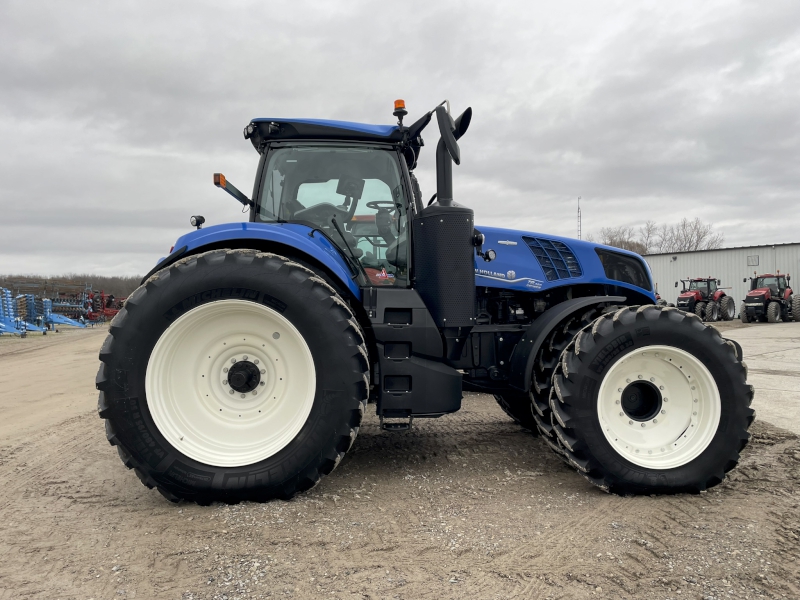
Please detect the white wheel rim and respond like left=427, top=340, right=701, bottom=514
left=597, top=345, right=721, bottom=469
left=146, top=299, right=316, bottom=467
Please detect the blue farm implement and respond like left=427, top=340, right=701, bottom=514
left=97, top=99, right=754, bottom=503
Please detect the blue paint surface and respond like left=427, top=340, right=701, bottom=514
left=171, top=222, right=361, bottom=298
left=162, top=222, right=655, bottom=304
left=250, top=118, right=398, bottom=137
left=474, top=226, right=656, bottom=301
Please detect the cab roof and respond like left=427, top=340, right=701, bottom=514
left=245, top=118, right=403, bottom=150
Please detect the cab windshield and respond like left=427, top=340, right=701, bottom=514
left=256, top=145, right=408, bottom=286
left=754, top=277, right=784, bottom=293
left=688, top=281, right=709, bottom=294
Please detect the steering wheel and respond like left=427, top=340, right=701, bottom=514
left=293, top=198, right=358, bottom=223
left=366, top=201, right=396, bottom=210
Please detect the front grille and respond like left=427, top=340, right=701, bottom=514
left=522, top=237, right=582, bottom=281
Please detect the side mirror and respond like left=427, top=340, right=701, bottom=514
left=674, top=281, right=678, bottom=288
left=435, top=105, right=460, bottom=165
left=718, top=279, right=721, bottom=285
left=743, top=278, right=747, bottom=282
left=453, top=107, right=472, bottom=141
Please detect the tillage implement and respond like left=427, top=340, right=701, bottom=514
left=97, top=100, right=755, bottom=503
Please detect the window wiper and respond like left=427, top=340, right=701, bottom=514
left=330, top=216, right=369, bottom=283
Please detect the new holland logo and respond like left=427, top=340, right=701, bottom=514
left=507, top=270, right=516, bottom=280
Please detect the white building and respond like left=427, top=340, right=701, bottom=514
left=644, top=243, right=800, bottom=306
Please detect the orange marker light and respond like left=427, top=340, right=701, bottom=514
left=213, top=173, right=227, bottom=188
left=394, top=99, right=405, bottom=110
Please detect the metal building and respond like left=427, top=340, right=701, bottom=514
left=644, top=243, right=800, bottom=307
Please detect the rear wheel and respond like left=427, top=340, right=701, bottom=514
left=97, top=249, right=369, bottom=504
left=694, top=302, right=706, bottom=319
left=793, top=295, right=800, bottom=322
left=739, top=302, right=750, bottom=323
left=549, top=305, right=753, bottom=495
left=704, top=301, right=719, bottom=322
left=720, top=296, right=736, bottom=321
left=767, top=301, right=781, bottom=323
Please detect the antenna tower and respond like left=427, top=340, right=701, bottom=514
left=577, top=196, right=582, bottom=240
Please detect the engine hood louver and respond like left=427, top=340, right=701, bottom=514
left=522, top=237, right=582, bottom=281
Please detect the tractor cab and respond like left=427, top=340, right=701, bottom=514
left=253, top=144, right=410, bottom=287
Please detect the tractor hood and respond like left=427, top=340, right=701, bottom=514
left=747, top=287, right=771, bottom=299
left=473, top=226, right=656, bottom=302
left=679, top=291, right=700, bottom=300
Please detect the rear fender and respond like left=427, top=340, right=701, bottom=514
left=712, top=290, right=726, bottom=302
left=508, top=296, right=626, bottom=392
left=140, top=222, right=360, bottom=299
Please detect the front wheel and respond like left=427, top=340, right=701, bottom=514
left=767, top=301, right=782, bottom=323
left=720, top=296, right=736, bottom=321
left=97, top=249, right=369, bottom=504
left=548, top=306, right=754, bottom=495
left=704, top=301, right=719, bottom=322
left=739, top=302, right=750, bottom=323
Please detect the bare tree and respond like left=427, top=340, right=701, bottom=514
left=591, top=218, right=723, bottom=255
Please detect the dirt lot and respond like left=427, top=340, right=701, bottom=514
left=0, top=323, right=798, bottom=600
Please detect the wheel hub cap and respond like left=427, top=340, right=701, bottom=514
left=227, top=359, right=261, bottom=393
left=621, top=380, right=662, bottom=421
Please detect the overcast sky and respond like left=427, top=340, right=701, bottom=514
left=2, top=0, right=799, bottom=275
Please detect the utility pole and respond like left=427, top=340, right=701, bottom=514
left=577, top=196, right=582, bottom=240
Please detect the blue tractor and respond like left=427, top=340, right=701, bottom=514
left=97, top=101, right=754, bottom=503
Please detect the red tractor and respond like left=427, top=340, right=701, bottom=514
left=675, top=278, right=736, bottom=322
left=740, top=272, right=798, bottom=323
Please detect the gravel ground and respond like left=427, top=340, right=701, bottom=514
left=0, top=325, right=798, bottom=600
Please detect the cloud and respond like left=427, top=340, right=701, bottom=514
left=1, top=0, right=799, bottom=275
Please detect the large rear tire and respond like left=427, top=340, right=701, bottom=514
left=548, top=306, right=753, bottom=495
left=767, top=301, right=781, bottom=323
left=97, top=249, right=369, bottom=504
left=793, top=295, right=800, bottom=322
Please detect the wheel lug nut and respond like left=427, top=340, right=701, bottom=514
left=641, top=423, right=646, bottom=428
left=637, top=374, right=642, bottom=379
left=653, top=419, right=658, bottom=424
left=229, top=390, right=234, bottom=395
left=260, top=381, right=265, bottom=386
left=693, top=411, right=697, bottom=416
left=663, top=398, right=669, bottom=402
left=240, top=394, right=245, bottom=398
left=252, top=390, right=257, bottom=395
left=693, top=399, right=698, bottom=403
left=661, top=409, right=666, bottom=414
left=619, top=412, right=624, bottom=417
left=260, top=369, right=266, bottom=374
left=628, top=420, right=633, bottom=425
left=618, top=388, right=622, bottom=392
left=650, top=377, right=655, bottom=382
left=223, top=367, right=228, bottom=373
left=615, top=400, right=620, bottom=405
left=231, top=358, right=236, bottom=364
left=243, top=355, right=249, bottom=360
left=659, top=385, right=664, bottom=390
left=626, top=378, right=631, bottom=383
left=223, top=380, right=228, bottom=385
left=254, top=359, right=259, bottom=365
